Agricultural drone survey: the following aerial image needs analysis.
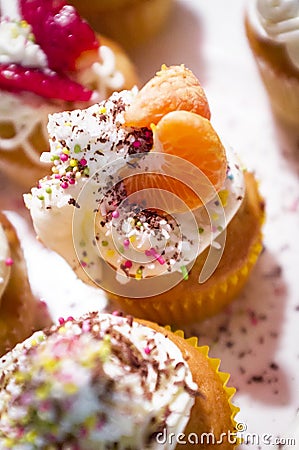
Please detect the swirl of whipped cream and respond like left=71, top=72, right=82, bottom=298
left=0, top=312, right=198, bottom=449
left=0, top=220, right=11, bottom=300
left=256, top=0, right=299, bottom=69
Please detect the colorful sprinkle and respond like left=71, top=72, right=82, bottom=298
left=112, top=210, right=119, bottom=219
left=218, top=189, right=229, bottom=207
left=124, top=260, right=132, bottom=269
left=133, top=140, right=141, bottom=148
left=80, top=158, right=87, bottom=167
left=101, top=240, right=108, bottom=247
left=60, top=153, right=69, bottom=162
left=157, top=256, right=165, bottom=265
left=70, top=159, right=78, bottom=167
left=60, top=181, right=69, bottom=189
left=5, top=257, right=14, bottom=266
left=123, top=239, right=130, bottom=247
left=146, top=248, right=165, bottom=265
left=74, top=144, right=82, bottom=154
left=180, top=265, right=189, bottom=281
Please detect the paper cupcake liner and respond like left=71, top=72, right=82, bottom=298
left=70, top=0, right=173, bottom=49
left=255, top=58, right=299, bottom=128
left=109, top=231, right=263, bottom=326
left=169, top=328, right=240, bottom=448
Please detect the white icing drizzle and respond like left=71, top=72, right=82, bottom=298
left=0, top=91, right=55, bottom=164
left=78, top=45, right=126, bottom=100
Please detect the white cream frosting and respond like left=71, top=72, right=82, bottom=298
left=250, top=0, right=299, bottom=69
left=0, top=313, right=198, bottom=449
left=0, top=220, right=11, bottom=301
left=0, top=18, right=47, bottom=68
left=25, top=89, right=245, bottom=297
left=0, top=0, right=21, bottom=21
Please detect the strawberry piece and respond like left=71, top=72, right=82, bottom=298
left=20, top=0, right=99, bottom=72
left=0, top=64, right=93, bottom=101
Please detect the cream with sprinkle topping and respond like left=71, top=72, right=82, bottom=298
left=25, top=89, right=245, bottom=293
left=0, top=312, right=198, bottom=449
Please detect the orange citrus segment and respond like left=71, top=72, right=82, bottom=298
left=124, top=110, right=227, bottom=212
left=124, top=64, right=211, bottom=128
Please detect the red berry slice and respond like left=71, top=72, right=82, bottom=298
left=20, top=0, right=99, bottom=72
left=0, top=64, right=93, bottom=102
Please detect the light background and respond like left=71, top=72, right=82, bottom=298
left=1, top=0, right=299, bottom=448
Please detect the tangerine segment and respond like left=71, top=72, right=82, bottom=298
left=124, top=64, right=211, bottom=128
left=124, top=111, right=227, bottom=212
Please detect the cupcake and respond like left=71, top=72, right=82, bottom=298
left=245, top=0, right=299, bottom=128
left=0, top=0, right=138, bottom=187
left=0, top=312, right=238, bottom=449
left=0, top=211, right=51, bottom=357
left=24, top=65, right=265, bottom=326
left=68, top=0, right=173, bottom=50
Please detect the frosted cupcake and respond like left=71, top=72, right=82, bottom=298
left=245, top=0, right=299, bottom=127
left=0, top=312, right=238, bottom=449
left=69, top=0, right=173, bottom=49
left=25, top=65, right=265, bottom=326
left=0, top=211, right=51, bottom=357
left=0, top=0, right=138, bottom=187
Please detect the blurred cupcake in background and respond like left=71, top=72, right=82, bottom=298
left=0, top=211, right=51, bottom=357
left=0, top=0, right=138, bottom=187
left=69, top=0, right=173, bottom=50
left=245, top=0, right=299, bottom=128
